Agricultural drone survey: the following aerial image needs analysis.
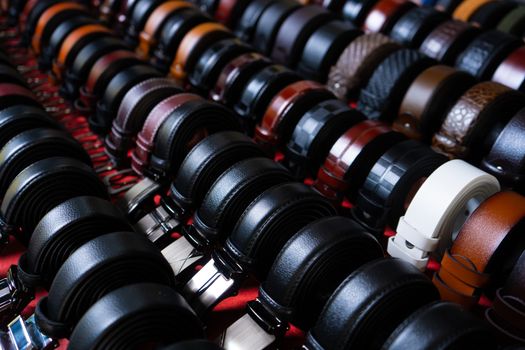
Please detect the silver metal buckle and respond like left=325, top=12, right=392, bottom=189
left=161, top=236, right=204, bottom=276
left=0, top=267, right=32, bottom=326
left=218, top=314, right=276, bottom=350
left=135, top=205, right=180, bottom=244
left=117, top=177, right=162, bottom=218
left=4, top=315, right=55, bottom=350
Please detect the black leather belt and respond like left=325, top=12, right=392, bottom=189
left=161, top=157, right=291, bottom=281
left=0, top=157, right=108, bottom=245
left=234, top=0, right=275, bottom=43
left=189, top=38, right=251, bottom=92
left=389, top=7, right=448, bottom=47
left=341, top=0, right=379, bottom=26
left=384, top=301, right=497, bottom=349
left=62, top=36, right=130, bottom=101
left=105, top=77, right=181, bottom=165
left=152, top=7, right=210, bottom=73
left=0, top=105, right=60, bottom=150
left=285, top=99, right=365, bottom=179
left=455, top=30, right=523, bottom=80
left=297, top=20, right=361, bottom=82
left=68, top=283, right=204, bottom=350
left=183, top=182, right=336, bottom=315
left=148, top=99, right=240, bottom=181
left=252, top=0, right=300, bottom=55
left=0, top=64, right=30, bottom=87
left=92, top=64, right=161, bottom=135
left=305, top=258, right=439, bottom=350
left=469, top=1, right=517, bottom=28
left=35, top=231, right=176, bottom=339
left=352, top=140, right=446, bottom=236
left=219, top=216, right=383, bottom=349
left=0, top=197, right=133, bottom=322
left=125, top=0, right=165, bottom=46
left=357, top=49, right=436, bottom=121
left=0, top=128, right=91, bottom=199
left=21, top=0, right=58, bottom=45
left=129, top=131, right=265, bottom=244
left=234, top=64, right=300, bottom=131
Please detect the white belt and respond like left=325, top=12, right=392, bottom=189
left=387, top=159, right=500, bottom=270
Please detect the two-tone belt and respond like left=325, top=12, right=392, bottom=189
left=219, top=216, right=383, bottom=350
left=387, top=159, right=500, bottom=271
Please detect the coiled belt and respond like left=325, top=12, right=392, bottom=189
left=0, top=128, right=91, bottom=199
left=305, top=258, right=439, bottom=350
left=68, top=283, right=204, bottom=350
left=36, top=231, right=176, bottom=338
left=105, top=77, right=181, bottom=164
left=220, top=216, right=383, bottom=350
left=389, top=7, right=447, bottom=47
left=0, top=156, right=108, bottom=244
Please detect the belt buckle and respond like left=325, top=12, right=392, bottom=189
left=6, top=314, right=56, bottom=350
left=135, top=203, right=181, bottom=245
left=0, top=266, right=33, bottom=326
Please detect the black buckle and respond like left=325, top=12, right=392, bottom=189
left=246, top=299, right=288, bottom=336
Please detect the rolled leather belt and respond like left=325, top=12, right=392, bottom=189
left=62, top=36, right=130, bottom=101
left=0, top=128, right=91, bottom=199
left=183, top=182, right=335, bottom=314
left=0, top=63, right=31, bottom=87
left=389, top=7, right=448, bottom=47
left=270, top=5, right=334, bottom=67
left=0, top=83, right=41, bottom=111
left=188, top=38, right=251, bottom=92
left=297, top=20, right=361, bottom=82
left=52, top=24, right=113, bottom=82
left=383, top=301, right=497, bottom=349
left=35, top=231, right=176, bottom=339
left=341, top=0, right=379, bottom=26
left=252, top=0, right=301, bottom=55
left=452, top=0, right=493, bottom=21
left=151, top=7, right=210, bottom=73
left=31, top=2, right=88, bottom=55
left=233, top=0, right=276, bottom=43
left=214, top=0, right=250, bottom=27
left=0, top=105, right=61, bottom=149
left=255, top=81, right=335, bottom=155
left=169, top=131, right=265, bottom=217
left=394, top=65, right=476, bottom=141
left=357, top=48, right=436, bottom=121
left=432, top=81, right=525, bottom=160
left=20, top=0, right=59, bottom=45
left=132, top=93, right=202, bottom=176
left=485, top=250, right=525, bottom=344
left=0, top=197, right=133, bottom=320
left=497, top=5, right=525, bottom=37
left=419, top=19, right=480, bottom=65
left=304, top=258, right=439, bottom=350
left=362, top=0, right=416, bottom=34
left=220, top=216, right=383, bottom=350
left=104, top=77, right=181, bottom=165
left=0, top=157, right=108, bottom=245
left=387, top=159, right=500, bottom=271
left=352, top=140, right=446, bottom=236
left=162, top=157, right=291, bottom=278
left=40, top=16, right=97, bottom=70
left=433, top=191, right=525, bottom=308
left=435, top=0, right=464, bottom=13
left=137, top=1, right=194, bottom=58
left=481, top=107, right=525, bottom=190
left=327, top=33, right=400, bottom=100
left=92, top=64, right=162, bottom=135
left=314, top=120, right=406, bottom=203
left=80, top=49, right=142, bottom=110
left=68, top=283, right=204, bottom=350
left=148, top=99, right=240, bottom=181
left=234, top=64, right=301, bottom=131
left=455, top=30, right=523, bottom=80
left=285, top=99, right=366, bottom=180
left=125, top=0, right=166, bottom=46
left=468, top=1, right=517, bottom=28
left=169, top=22, right=233, bottom=81
left=492, top=46, right=525, bottom=91
left=210, top=52, right=271, bottom=106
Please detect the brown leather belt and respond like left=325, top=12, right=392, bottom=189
left=453, top=0, right=493, bottom=21
left=132, top=93, right=202, bottom=175
left=492, top=46, right=525, bottom=91
left=137, top=1, right=194, bottom=59
left=52, top=24, right=112, bottom=82
left=362, top=0, right=416, bottom=33
left=433, top=191, right=525, bottom=308
left=395, top=65, right=476, bottom=141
